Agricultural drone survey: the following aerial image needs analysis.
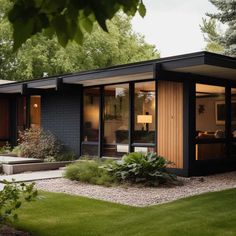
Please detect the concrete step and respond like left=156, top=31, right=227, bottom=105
left=1, top=161, right=73, bottom=175
left=0, top=169, right=64, bottom=183
left=0, top=156, right=43, bottom=164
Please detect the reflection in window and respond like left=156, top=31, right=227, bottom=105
left=196, top=84, right=225, bottom=140
left=134, top=81, right=155, bottom=144
left=82, top=88, right=100, bottom=156
left=103, top=84, right=129, bottom=157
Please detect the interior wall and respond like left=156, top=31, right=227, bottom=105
left=30, top=96, right=41, bottom=128
left=196, top=97, right=224, bottom=132
left=157, top=80, right=183, bottom=169
left=84, top=101, right=99, bottom=129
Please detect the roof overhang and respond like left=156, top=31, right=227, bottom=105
left=0, top=51, right=235, bottom=94
left=63, top=63, right=154, bottom=86
left=161, top=52, right=236, bottom=80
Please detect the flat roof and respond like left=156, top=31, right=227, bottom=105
left=0, top=51, right=235, bottom=93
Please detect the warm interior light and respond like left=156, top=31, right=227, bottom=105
left=33, top=103, right=38, bottom=108
left=137, top=115, right=152, bottom=124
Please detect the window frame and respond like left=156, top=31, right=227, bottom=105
left=81, top=78, right=157, bottom=157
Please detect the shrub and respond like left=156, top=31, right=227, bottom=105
left=0, top=181, right=37, bottom=226
left=55, top=151, right=77, bottom=162
left=0, top=142, right=12, bottom=154
left=65, top=159, right=116, bottom=186
left=103, top=152, right=177, bottom=186
left=17, top=128, right=61, bottom=160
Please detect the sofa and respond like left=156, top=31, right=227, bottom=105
left=196, top=131, right=225, bottom=160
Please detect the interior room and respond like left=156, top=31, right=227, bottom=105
left=195, top=83, right=226, bottom=160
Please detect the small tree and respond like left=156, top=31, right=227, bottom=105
left=0, top=181, right=37, bottom=226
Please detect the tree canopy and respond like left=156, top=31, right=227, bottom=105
left=200, top=18, right=224, bottom=54
left=7, top=0, right=146, bottom=50
left=201, top=0, right=236, bottom=56
left=0, top=0, right=159, bottom=81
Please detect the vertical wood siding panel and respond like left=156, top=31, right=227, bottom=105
left=157, top=81, right=183, bottom=168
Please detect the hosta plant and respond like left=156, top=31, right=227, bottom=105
left=102, top=152, right=177, bottom=186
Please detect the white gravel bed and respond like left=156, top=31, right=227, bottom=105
left=35, top=171, right=236, bottom=207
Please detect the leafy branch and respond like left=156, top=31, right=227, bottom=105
left=7, top=0, right=146, bottom=51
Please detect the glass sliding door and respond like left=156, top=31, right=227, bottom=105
left=82, top=87, right=100, bottom=156
left=133, top=81, right=156, bottom=153
left=103, top=84, right=129, bottom=157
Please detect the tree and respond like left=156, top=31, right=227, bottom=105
left=201, top=0, right=236, bottom=56
left=0, top=0, right=159, bottom=81
left=7, top=0, right=147, bottom=50
left=200, top=18, right=224, bottom=54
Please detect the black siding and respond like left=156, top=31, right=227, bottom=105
left=41, top=90, right=81, bottom=156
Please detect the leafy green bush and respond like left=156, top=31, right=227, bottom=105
left=65, top=159, right=116, bottom=187
left=17, top=128, right=61, bottom=160
left=0, top=142, right=12, bottom=154
left=103, top=152, right=177, bottom=186
left=65, top=153, right=178, bottom=187
left=55, top=151, right=77, bottom=162
left=0, top=181, right=37, bottom=226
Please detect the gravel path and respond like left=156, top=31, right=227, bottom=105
left=35, top=171, right=236, bottom=207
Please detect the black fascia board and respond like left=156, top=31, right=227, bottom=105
left=204, top=51, right=236, bottom=70
left=161, top=53, right=205, bottom=70
left=63, top=63, right=154, bottom=84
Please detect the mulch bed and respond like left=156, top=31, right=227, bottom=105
left=0, top=225, right=31, bottom=236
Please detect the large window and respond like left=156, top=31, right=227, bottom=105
left=195, top=83, right=226, bottom=160
left=134, top=81, right=156, bottom=147
left=82, top=87, right=100, bottom=156
left=103, top=84, right=129, bottom=157
left=81, top=81, right=156, bottom=158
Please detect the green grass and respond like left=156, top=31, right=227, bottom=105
left=13, top=189, right=236, bottom=236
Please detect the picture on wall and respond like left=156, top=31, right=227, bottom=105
left=215, top=101, right=236, bottom=125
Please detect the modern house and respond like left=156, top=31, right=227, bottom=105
left=0, top=51, right=236, bottom=176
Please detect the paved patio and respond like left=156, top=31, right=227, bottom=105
left=0, top=169, right=64, bottom=185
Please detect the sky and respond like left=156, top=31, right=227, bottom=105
left=132, top=0, right=217, bottom=57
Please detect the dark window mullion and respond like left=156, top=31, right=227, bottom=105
left=129, top=82, right=134, bottom=153
left=26, top=95, right=30, bottom=129
left=79, top=86, right=83, bottom=157
left=98, top=86, right=104, bottom=157
left=226, top=86, right=231, bottom=157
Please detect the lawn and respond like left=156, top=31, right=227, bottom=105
left=13, top=189, right=236, bottom=236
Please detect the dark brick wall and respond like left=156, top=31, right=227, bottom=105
left=41, top=90, right=81, bottom=156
